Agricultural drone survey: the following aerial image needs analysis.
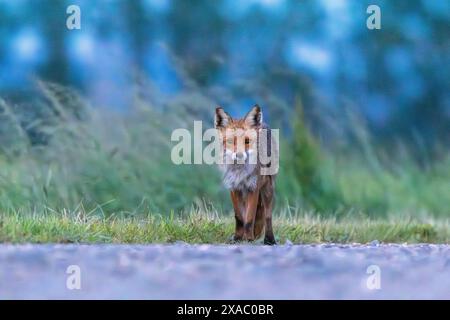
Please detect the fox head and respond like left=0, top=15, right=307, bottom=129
left=214, top=105, right=263, bottom=164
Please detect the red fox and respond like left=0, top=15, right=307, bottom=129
left=215, top=105, right=278, bottom=245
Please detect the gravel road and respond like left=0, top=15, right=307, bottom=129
left=0, top=243, right=449, bottom=299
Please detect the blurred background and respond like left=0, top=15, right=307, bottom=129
left=0, top=0, right=449, bottom=218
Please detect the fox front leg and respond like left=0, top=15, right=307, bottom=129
left=243, top=190, right=259, bottom=241
left=230, top=190, right=244, bottom=241
left=263, top=196, right=276, bottom=245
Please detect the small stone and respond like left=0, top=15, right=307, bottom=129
left=369, top=240, right=380, bottom=246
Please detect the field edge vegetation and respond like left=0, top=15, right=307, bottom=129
left=0, top=210, right=448, bottom=244
left=1, top=82, right=450, bottom=219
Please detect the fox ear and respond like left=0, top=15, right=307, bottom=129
left=215, top=107, right=232, bottom=129
left=244, top=104, right=263, bottom=127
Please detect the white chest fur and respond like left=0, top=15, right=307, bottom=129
left=220, top=163, right=258, bottom=192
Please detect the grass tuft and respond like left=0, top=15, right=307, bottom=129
left=0, top=210, right=448, bottom=244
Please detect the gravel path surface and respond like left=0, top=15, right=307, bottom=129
left=1, top=243, right=449, bottom=299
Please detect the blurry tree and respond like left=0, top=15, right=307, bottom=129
left=32, top=0, right=70, bottom=84
left=0, top=0, right=449, bottom=155
left=287, top=99, right=343, bottom=212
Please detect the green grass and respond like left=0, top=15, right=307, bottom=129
left=1, top=210, right=448, bottom=244
left=0, top=82, right=449, bottom=244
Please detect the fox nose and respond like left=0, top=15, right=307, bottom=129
left=235, top=152, right=245, bottom=160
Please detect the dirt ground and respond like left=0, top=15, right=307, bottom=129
left=0, top=243, right=449, bottom=299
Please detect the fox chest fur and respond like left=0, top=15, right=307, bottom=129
left=220, top=163, right=258, bottom=192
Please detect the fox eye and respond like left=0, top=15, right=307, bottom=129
left=245, top=137, right=250, bottom=145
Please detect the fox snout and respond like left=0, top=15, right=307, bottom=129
left=234, top=151, right=246, bottom=161
left=230, top=150, right=250, bottom=162
left=225, top=149, right=252, bottom=163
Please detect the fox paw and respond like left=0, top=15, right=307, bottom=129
left=263, top=237, right=277, bottom=245
left=227, top=234, right=243, bottom=244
